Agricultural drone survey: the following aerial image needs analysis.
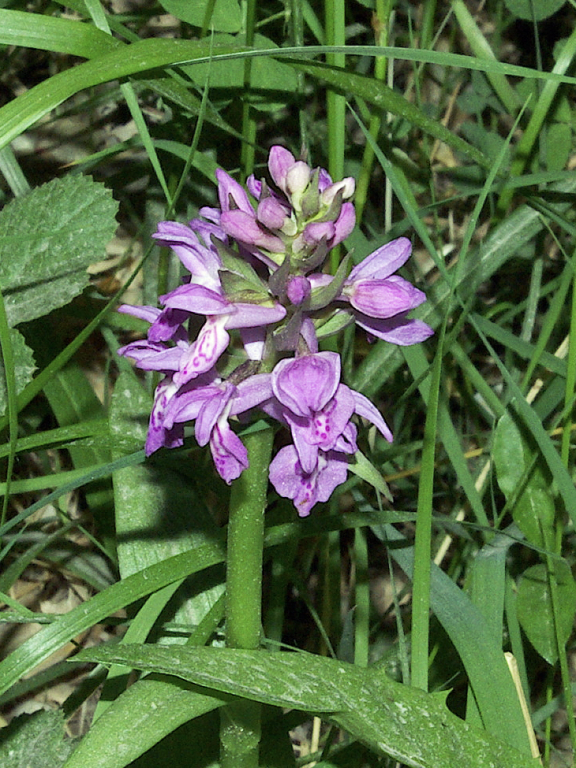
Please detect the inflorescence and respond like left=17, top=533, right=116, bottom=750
left=118, top=146, right=433, bottom=516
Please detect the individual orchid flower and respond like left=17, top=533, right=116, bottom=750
left=341, top=237, right=426, bottom=318
left=163, top=373, right=273, bottom=484
left=269, top=351, right=392, bottom=476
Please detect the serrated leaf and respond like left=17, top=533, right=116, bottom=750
left=504, top=0, right=565, bottom=22
left=0, top=175, right=118, bottom=327
left=75, top=645, right=538, bottom=768
left=516, top=561, right=576, bottom=664
left=158, top=0, right=242, bottom=32
left=0, top=327, right=36, bottom=417
left=0, top=709, right=75, bottom=767
left=492, top=411, right=555, bottom=548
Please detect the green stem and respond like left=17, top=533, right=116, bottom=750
left=220, top=426, right=274, bottom=768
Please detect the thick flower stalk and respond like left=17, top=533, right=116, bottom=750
left=118, top=145, right=433, bottom=516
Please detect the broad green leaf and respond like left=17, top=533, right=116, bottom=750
left=158, top=0, right=241, bottom=33
left=0, top=328, right=36, bottom=417
left=111, top=373, right=212, bottom=576
left=0, top=9, right=120, bottom=57
left=2, top=40, right=576, bottom=157
left=492, top=411, right=555, bottom=548
left=183, top=34, right=298, bottom=112
left=75, top=645, right=539, bottom=768
left=62, top=675, right=225, bottom=768
left=0, top=39, right=247, bottom=154
left=0, top=175, right=118, bottom=327
left=516, top=561, right=576, bottom=664
left=504, top=0, right=565, bottom=22
left=0, top=709, right=75, bottom=767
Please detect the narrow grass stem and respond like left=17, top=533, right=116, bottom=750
left=354, top=0, right=393, bottom=223
left=325, top=0, right=346, bottom=272
left=220, top=426, right=274, bottom=768
left=241, top=0, right=257, bottom=179
left=410, top=322, right=445, bottom=692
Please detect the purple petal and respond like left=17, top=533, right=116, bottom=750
left=334, top=421, right=358, bottom=454
left=220, top=210, right=286, bottom=253
left=288, top=416, right=320, bottom=474
left=350, top=387, right=393, bottom=443
left=148, top=308, right=189, bottom=343
left=145, top=378, right=183, bottom=455
left=174, top=318, right=229, bottom=385
left=162, top=370, right=220, bottom=429
left=268, top=146, right=296, bottom=192
left=300, top=318, right=319, bottom=354
left=195, top=384, right=233, bottom=446
left=240, top=327, right=266, bottom=360
left=224, top=301, right=286, bottom=330
left=210, top=421, right=249, bottom=484
left=118, top=339, right=187, bottom=372
left=348, top=237, right=412, bottom=282
left=347, top=276, right=426, bottom=319
left=257, top=197, right=289, bottom=230
left=272, top=352, right=341, bottom=417
left=216, top=168, right=254, bottom=214
left=269, top=445, right=348, bottom=517
left=161, top=284, right=229, bottom=316
left=331, top=202, right=356, bottom=245
left=355, top=312, right=434, bottom=346
left=286, top=276, right=311, bottom=306
left=310, top=384, right=355, bottom=449
left=232, top=373, right=274, bottom=415
left=317, top=168, right=332, bottom=192
left=303, top=221, right=334, bottom=246
left=117, top=304, right=161, bottom=324
left=246, top=174, right=262, bottom=199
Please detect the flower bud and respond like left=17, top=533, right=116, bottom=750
left=286, top=275, right=311, bottom=305
left=322, top=177, right=355, bottom=206
left=257, top=197, right=289, bottom=230
left=286, top=161, right=312, bottom=197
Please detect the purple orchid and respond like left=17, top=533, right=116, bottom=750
left=263, top=352, right=393, bottom=513
left=340, top=237, right=433, bottom=344
left=117, top=145, right=433, bottom=515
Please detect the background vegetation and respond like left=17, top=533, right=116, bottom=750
left=0, top=0, right=575, bottom=766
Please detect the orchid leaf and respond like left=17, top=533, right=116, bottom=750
left=74, top=645, right=538, bottom=768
